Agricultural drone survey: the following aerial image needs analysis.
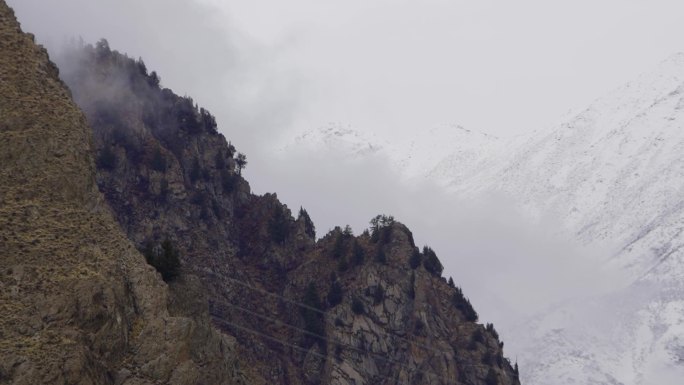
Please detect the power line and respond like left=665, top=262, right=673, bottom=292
left=212, top=296, right=491, bottom=369
left=213, top=317, right=458, bottom=385
left=208, top=272, right=458, bottom=357
left=212, top=299, right=475, bottom=383
left=200, top=271, right=502, bottom=379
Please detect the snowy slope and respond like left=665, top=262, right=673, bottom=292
left=280, top=122, right=387, bottom=158
left=441, top=52, right=684, bottom=279
left=282, top=122, right=505, bottom=183
left=387, top=123, right=502, bottom=180
left=509, top=280, right=684, bottom=385
left=440, top=53, right=684, bottom=385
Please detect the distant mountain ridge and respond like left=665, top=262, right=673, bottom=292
left=444, top=52, right=684, bottom=278
left=478, top=52, right=684, bottom=385
left=284, top=122, right=387, bottom=157
left=283, top=52, right=684, bottom=385
left=283, top=122, right=506, bottom=183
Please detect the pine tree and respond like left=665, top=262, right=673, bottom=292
left=298, top=207, right=316, bottom=238
left=214, top=151, right=226, bottom=169
left=452, top=287, right=478, bottom=322
left=327, top=278, right=343, bottom=307
left=337, top=256, right=349, bottom=272
left=422, top=246, right=443, bottom=276
left=375, top=247, right=387, bottom=264
left=301, top=282, right=324, bottom=346
left=150, top=147, right=167, bottom=172
left=220, top=169, right=237, bottom=193
left=409, top=249, right=422, bottom=269
left=226, top=142, right=236, bottom=158
left=189, top=157, right=201, bottom=183
left=269, top=205, right=290, bottom=244
left=235, top=152, right=247, bottom=175
left=486, top=323, right=500, bottom=340
left=148, top=71, right=160, bottom=88
left=352, top=241, right=365, bottom=266
left=331, top=234, right=345, bottom=259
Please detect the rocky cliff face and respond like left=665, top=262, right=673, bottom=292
left=0, top=3, right=251, bottom=385
left=56, top=37, right=521, bottom=385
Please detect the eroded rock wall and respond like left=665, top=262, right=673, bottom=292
left=0, top=3, right=252, bottom=384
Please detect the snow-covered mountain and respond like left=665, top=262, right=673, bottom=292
left=438, top=52, right=684, bottom=385
left=441, top=52, right=684, bottom=277
left=280, top=53, right=684, bottom=385
left=282, top=122, right=506, bottom=182
left=280, top=122, right=387, bottom=158
left=390, top=123, right=503, bottom=180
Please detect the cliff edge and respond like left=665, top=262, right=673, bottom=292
left=0, top=3, right=251, bottom=384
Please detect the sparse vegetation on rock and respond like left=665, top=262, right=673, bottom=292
left=0, top=8, right=250, bottom=384
left=269, top=204, right=291, bottom=244
left=4, top=20, right=524, bottom=385
left=422, top=245, right=444, bottom=276
left=301, top=282, right=325, bottom=346
left=298, top=207, right=316, bottom=238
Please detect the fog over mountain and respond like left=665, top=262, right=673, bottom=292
left=283, top=53, right=684, bottom=384
left=8, top=1, right=684, bottom=383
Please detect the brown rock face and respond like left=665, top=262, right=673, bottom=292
left=57, top=32, right=522, bottom=385
left=0, top=3, right=251, bottom=385
left=0, top=1, right=523, bottom=383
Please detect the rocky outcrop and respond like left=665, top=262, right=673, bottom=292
left=0, top=3, right=251, bottom=384
left=57, top=36, right=521, bottom=385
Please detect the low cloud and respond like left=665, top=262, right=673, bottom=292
left=8, top=0, right=305, bottom=163
left=263, top=143, right=628, bottom=327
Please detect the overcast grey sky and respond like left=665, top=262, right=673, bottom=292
left=11, top=0, right=684, bottom=206
left=11, top=0, right=684, bottom=142
left=7, top=0, right=681, bottom=347
left=205, top=0, right=684, bottom=138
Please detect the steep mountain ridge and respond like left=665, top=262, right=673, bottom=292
left=0, top=3, right=251, bottom=385
left=57, top=39, right=522, bottom=385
